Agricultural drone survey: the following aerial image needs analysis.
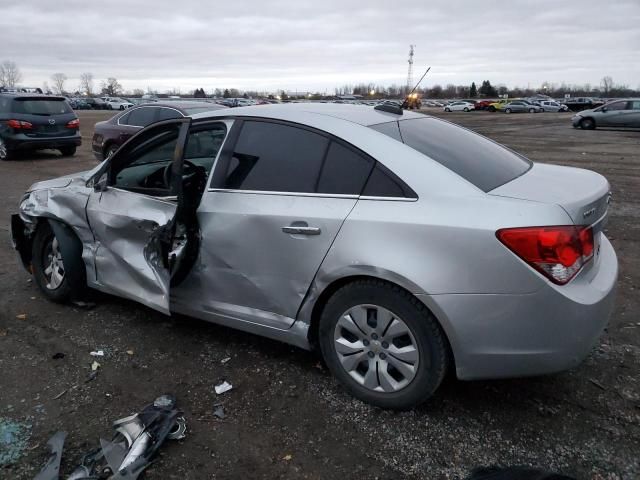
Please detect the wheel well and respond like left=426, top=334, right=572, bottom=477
left=307, top=275, right=456, bottom=370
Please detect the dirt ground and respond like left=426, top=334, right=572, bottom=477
left=0, top=109, right=638, bottom=480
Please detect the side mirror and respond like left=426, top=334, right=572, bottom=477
left=94, top=172, right=108, bottom=192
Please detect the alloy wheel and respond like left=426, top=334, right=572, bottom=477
left=333, top=304, right=419, bottom=393
left=43, top=237, right=65, bottom=290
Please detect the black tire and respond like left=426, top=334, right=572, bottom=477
left=0, top=138, right=12, bottom=161
left=319, top=279, right=448, bottom=410
left=444, top=107, right=450, bottom=112
left=488, top=106, right=496, bottom=112
left=580, top=118, right=596, bottom=130
left=463, top=107, right=469, bottom=112
left=528, top=108, right=536, bottom=113
left=59, top=146, right=76, bottom=157
left=32, top=223, right=73, bottom=303
left=119, top=105, right=125, bottom=110
left=505, top=108, right=512, bottom=114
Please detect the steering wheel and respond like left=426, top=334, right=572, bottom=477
left=163, top=160, right=198, bottom=190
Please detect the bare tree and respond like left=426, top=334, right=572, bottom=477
left=0, top=61, right=23, bottom=88
left=601, top=76, right=613, bottom=97
left=101, top=77, right=123, bottom=96
left=80, top=72, right=94, bottom=96
left=51, top=73, right=68, bottom=94
left=42, top=81, right=51, bottom=94
left=132, top=88, right=144, bottom=97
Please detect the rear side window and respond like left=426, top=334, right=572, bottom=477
left=362, top=164, right=416, bottom=198
left=394, top=117, right=530, bottom=192
left=316, top=142, right=374, bottom=195
left=13, top=99, right=72, bottom=115
left=124, top=107, right=157, bottom=126
left=224, top=121, right=328, bottom=193
left=157, top=107, right=182, bottom=121
left=0, top=96, right=10, bottom=113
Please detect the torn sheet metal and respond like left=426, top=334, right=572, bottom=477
left=33, top=431, right=66, bottom=480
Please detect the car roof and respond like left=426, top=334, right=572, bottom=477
left=0, top=93, right=66, bottom=101
left=190, top=102, right=424, bottom=126
left=135, top=101, right=227, bottom=113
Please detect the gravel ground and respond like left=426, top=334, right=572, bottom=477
left=0, top=109, right=638, bottom=479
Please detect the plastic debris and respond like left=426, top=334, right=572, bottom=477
left=215, top=381, right=233, bottom=395
left=220, top=357, right=231, bottom=364
left=126, top=350, right=134, bottom=355
left=16, top=313, right=27, bottom=320
left=91, top=361, right=101, bottom=371
left=52, top=353, right=65, bottom=360
left=33, top=431, right=66, bottom=480
left=283, top=454, right=293, bottom=461
left=90, top=350, right=104, bottom=357
left=213, top=405, right=225, bottom=419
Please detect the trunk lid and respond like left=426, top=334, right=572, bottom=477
left=489, top=163, right=611, bottom=227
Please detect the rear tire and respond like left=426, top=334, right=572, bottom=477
left=319, top=279, right=448, bottom=410
left=104, top=144, right=119, bottom=159
left=32, top=223, right=73, bottom=303
left=528, top=108, right=535, bottom=113
left=580, top=118, right=596, bottom=130
left=59, top=146, right=76, bottom=157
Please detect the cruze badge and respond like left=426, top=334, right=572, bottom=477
left=48, top=119, right=56, bottom=125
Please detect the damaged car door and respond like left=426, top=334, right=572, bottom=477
left=86, top=119, right=190, bottom=314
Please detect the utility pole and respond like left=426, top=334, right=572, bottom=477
left=407, top=45, right=415, bottom=94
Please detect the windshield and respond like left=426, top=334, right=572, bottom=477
left=13, top=99, right=72, bottom=115
left=371, top=117, right=531, bottom=192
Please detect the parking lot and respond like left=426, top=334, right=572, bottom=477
left=1, top=109, right=638, bottom=479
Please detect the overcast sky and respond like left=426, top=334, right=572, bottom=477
left=2, top=0, right=639, bottom=93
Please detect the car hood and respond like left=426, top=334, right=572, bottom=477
left=28, top=164, right=103, bottom=192
left=490, top=162, right=611, bottom=225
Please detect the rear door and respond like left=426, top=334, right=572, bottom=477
left=86, top=118, right=191, bottom=314
left=598, top=101, right=628, bottom=126
left=194, top=119, right=374, bottom=323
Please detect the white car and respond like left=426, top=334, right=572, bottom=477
left=103, top=97, right=134, bottom=110
left=444, top=101, right=475, bottom=112
left=538, top=100, right=569, bottom=112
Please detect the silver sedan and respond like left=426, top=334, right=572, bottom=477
left=11, top=103, right=617, bottom=409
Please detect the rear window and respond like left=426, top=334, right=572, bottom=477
left=372, top=118, right=531, bottom=192
left=13, top=99, right=72, bottom=115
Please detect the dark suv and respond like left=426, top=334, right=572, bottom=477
left=0, top=94, right=81, bottom=160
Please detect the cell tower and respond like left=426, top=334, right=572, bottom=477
left=407, top=45, right=415, bottom=92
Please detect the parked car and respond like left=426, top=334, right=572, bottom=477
left=503, top=100, right=542, bottom=113
left=572, top=99, right=640, bottom=129
left=474, top=99, right=496, bottom=111
left=487, top=99, right=509, bottom=112
left=11, top=103, right=617, bottom=409
left=538, top=100, right=569, bottom=112
left=444, top=101, right=475, bottom=112
left=68, top=98, right=91, bottom=110
left=102, top=97, right=134, bottom=110
left=91, top=101, right=227, bottom=161
left=564, top=97, right=605, bottom=112
left=0, top=93, right=81, bottom=160
left=84, top=97, right=109, bottom=110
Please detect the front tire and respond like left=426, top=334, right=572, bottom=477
left=580, top=118, right=596, bottom=130
left=104, top=144, right=119, bottom=159
left=0, top=138, right=12, bottom=161
left=463, top=107, right=469, bottom=112
left=32, top=224, right=73, bottom=303
left=505, top=108, right=512, bottom=113
left=444, top=107, right=451, bottom=112
left=319, top=280, right=448, bottom=410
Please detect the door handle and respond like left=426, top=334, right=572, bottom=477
left=282, top=226, right=321, bottom=235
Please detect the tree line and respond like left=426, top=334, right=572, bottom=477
left=2, top=60, right=638, bottom=99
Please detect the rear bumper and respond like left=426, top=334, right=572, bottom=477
left=422, top=235, right=618, bottom=380
left=5, top=133, right=81, bottom=151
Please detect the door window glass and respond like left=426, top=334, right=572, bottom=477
left=630, top=101, right=640, bottom=110
left=604, top=101, right=627, bottom=111
left=157, top=107, right=183, bottom=121
left=223, top=121, right=328, bottom=193
left=185, top=124, right=227, bottom=175
left=362, top=164, right=416, bottom=198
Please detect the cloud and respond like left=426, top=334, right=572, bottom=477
left=2, top=0, right=639, bottom=92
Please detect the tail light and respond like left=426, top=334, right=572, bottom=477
left=66, top=118, right=80, bottom=129
left=7, top=119, right=33, bottom=130
left=496, top=226, right=594, bottom=285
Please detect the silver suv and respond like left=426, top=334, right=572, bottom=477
left=12, top=104, right=617, bottom=409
